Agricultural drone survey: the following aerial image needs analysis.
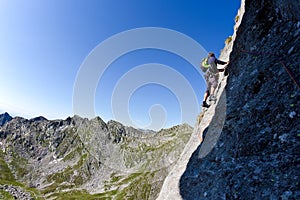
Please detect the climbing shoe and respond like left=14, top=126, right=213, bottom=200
left=209, top=95, right=217, bottom=101
left=202, top=101, right=210, bottom=108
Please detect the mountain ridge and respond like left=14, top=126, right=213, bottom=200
left=0, top=112, right=193, bottom=199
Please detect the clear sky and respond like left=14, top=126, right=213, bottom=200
left=0, top=0, right=241, bottom=130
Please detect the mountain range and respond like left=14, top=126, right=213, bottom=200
left=0, top=113, right=192, bottom=199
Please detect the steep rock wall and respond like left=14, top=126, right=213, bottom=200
left=178, top=0, right=300, bottom=199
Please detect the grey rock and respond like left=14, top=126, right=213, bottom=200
left=0, top=112, right=13, bottom=127
left=0, top=185, right=33, bottom=200
left=177, top=0, right=300, bottom=199
left=294, top=29, right=300, bottom=37
left=279, top=133, right=289, bottom=143
left=289, top=111, right=296, bottom=118
left=0, top=114, right=192, bottom=199
left=288, top=46, right=294, bottom=55
left=281, top=191, right=293, bottom=200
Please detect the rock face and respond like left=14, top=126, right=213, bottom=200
left=0, top=114, right=192, bottom=199
left=0, top=185, right=33, bottom=200
left=178, top=0, right=300, bottom=199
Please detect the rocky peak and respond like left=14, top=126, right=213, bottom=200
left=29, top=116, right=47, bottom=122
left=0, top=112, right=13, bottom=127
left=107, top=120, right=126, bottom=143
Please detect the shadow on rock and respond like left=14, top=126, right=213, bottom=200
left=179, top=126, right=226, bottom=200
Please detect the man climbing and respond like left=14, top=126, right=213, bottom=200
left=202, top=52, right=229, bottom=108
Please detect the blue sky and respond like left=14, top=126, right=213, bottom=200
left=0, top=0, right=241, bottom=130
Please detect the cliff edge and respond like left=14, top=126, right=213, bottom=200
left=159, top=0, right=300, bottom=199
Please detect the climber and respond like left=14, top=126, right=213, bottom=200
left=202, top=52, right=229, bottom=108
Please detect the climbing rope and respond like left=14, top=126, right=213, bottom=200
left=239, top=49, right=300, bottom=90
left=279, top=60, right=300, bottom=90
